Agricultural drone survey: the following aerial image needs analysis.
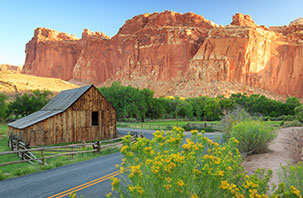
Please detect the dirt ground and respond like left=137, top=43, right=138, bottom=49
left=242, top=127, right=303, bottom=185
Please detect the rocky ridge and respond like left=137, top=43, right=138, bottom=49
left=22, top=11, right=303, bottom=98
left=0, top=64, right=21, bottom=74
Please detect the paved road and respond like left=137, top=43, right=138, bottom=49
left=0, top=128, right=222, bottom=198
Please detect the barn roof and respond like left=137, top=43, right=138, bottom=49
left=8, top=85, right=92, bottom=129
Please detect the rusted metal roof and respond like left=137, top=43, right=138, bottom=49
left=8, top=85, right=92, bottom=129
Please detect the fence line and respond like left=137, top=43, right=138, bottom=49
left=0, top=135, right=137, bottom=167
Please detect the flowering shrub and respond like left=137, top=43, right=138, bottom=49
left=107, top=127, right=302, bottom=198
left=279, top=162, right=303, bottom=196
left=230, top=121, right=276, bottom=154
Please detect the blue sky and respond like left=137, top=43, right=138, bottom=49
left=0, top=0, right=302, bottom=66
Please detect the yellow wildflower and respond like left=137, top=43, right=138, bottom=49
left=165, top=177, right=172, bottom=183
left=112, top=177, right=120, bottom=186
left=177, top=179, right=184, bottom=187
left=191, top=194, right=199, bottom=198
left=111, top=177, right=120, bottom=191
left=217, top=170, right=224, bottom=177
left=190, top=130, right=198, bottom=135
left=220, top=180, right=229, bottom=190
left=144, top=146, right=152, bottom=153
left=290, top=186, right=302, bottom=198
left=120, top=145, right=129, bottom=153
left=164, top=184, right=172, bottom=190
left=128, top=186, right=144, bottom=195
left=106, top=192, right=112, bottom=198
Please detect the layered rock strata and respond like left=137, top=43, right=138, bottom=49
left=22, top=12, right=303, bottom=97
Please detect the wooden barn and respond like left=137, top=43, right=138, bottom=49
left=8, top=84, right=117, bottom=146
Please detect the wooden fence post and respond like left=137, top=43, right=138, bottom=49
left=10, top=138, right=14, bottom=151
left=41, top=149, right=45, bottom=166
left=97, top=141, right=100, bottom=153
left=72, top=147, right=74, bottom=159
left=16, top=140, right=20, bottom=157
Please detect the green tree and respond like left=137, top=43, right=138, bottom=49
left=99, top=82, right=155, bottom=122
left=7, top=90, right=52, bottom=119
left=186, top=96, right=208, bottom=120
left=217, top=96, right=234, bottom=115
left=146, top=97, right=167, bottom=119
left=174, top=99, right=193, bottom=119
left=0, top=94, right=7, bottom=120
left=294, top=105, right=303, bottom=123
left=203, top=98, right=222, bottom=121
left=285, top=97, right=301, bottom=115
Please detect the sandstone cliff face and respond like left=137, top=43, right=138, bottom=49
left=187, top=14, right=303, bottom=97
left=22, top=12, right=303, bottom=97
left=23, top=28, right=81, bottom=81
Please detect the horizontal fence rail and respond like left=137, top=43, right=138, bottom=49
left=0, top=134, right=137, bottom=167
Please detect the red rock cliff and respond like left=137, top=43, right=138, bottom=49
left=22, top=12, right=303, bottom=97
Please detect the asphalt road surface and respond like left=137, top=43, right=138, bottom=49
left=0, top=128, right=222, bottom=198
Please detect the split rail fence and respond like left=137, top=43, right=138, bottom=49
left=0, top=133, right=137, bottom=167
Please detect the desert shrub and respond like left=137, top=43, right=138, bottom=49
left=108, top=128, right=276, bottom=198
left=221, top=107, right=252, bottom=140
left=230, top=121, right=276, bottom=154
left=282, top=120, right=303, bottom=128
left=279, top=163, right=303, bottom=195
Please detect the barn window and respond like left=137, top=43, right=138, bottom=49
left=92, top=111, right=99, bottom=126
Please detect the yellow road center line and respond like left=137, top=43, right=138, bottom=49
left=48, top=170, right=121, bottom=198
left=54, top=172, right=122, bottom=198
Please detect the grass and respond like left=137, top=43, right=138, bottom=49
left=117, top=120, right=220, bottom=130
left=0, top=123, right=120, bottom=181
left=0, top=124, right=8, bottom=136
left=117, top=120, right=281, bottom=131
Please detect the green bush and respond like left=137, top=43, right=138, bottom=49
left=279, top=163, right=303, bottom=195
left=221, top=107, right=252, bottom=140
left=230, top=121, right=276, bottom=154
left=282, top=120, right=303, bottom=128
left=281, top=115, right=296, bottom=121
left=295, top=105, right=303, bottom=123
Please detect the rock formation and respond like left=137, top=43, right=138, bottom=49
left=0, top=64, right=21, bottom=74
left=22, top=11, right=303, bottom=98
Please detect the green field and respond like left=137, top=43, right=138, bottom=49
left=117, top=120, right=220, bottom=130
left=117, top=120, right=282, bottom=131
left=0, top=124, right=119, bottom=181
